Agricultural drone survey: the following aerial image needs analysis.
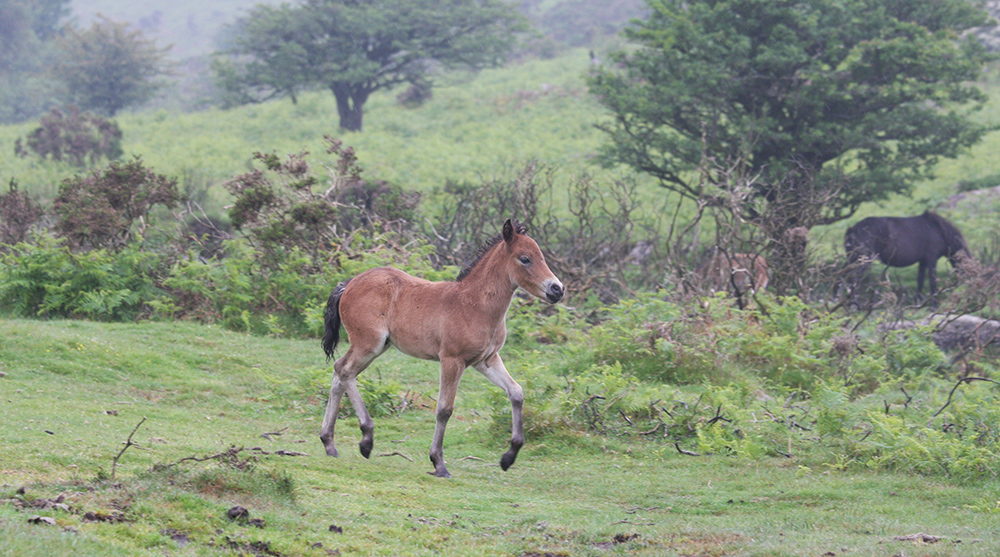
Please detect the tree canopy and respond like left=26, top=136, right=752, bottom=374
left=54, top=17, right=173, bottom=116
left=215, top=0, right=529, bottom=131
left=0, top=0, right=70, bottom=123
left=590, top=0, right=993, bottom=236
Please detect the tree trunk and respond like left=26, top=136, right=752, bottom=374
left=332, top=83, right=368, bottom=132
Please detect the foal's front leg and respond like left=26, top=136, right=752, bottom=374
left=429, top=357, right=466, bottom=478
left=475, top=353, right=524, bottom=471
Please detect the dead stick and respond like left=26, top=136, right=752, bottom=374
left=111, top=416, right=147, bottom=481
left=377, top=451, right=414, bottom=462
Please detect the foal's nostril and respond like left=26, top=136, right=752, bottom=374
left=546, top=283, right=564, bottom=303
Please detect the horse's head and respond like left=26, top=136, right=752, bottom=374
left=926, top=211, right=972, bottom=267
left=843, top=223, right=869, bottom=263
left=502, top=219, right=564, bottom=303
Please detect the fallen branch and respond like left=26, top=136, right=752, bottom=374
left=674, top=442, right=700, bottom=457
left=111, top=417, right=147, bottom=481
left=639, top=421, right=662, bottom=436
left=932, top=377, right=1000, bottom=418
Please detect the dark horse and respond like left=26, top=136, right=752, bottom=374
left=320, top=219, right=564, bottom=477
left=844, top=210, right=970, bottom=301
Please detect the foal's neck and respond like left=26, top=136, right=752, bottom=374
left=456, top=245, right=516, bottom=318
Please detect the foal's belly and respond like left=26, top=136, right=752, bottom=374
left=389, top=331, right=503, bottom=366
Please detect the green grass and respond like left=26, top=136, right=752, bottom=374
left=2, top=318, right=999, bottom=556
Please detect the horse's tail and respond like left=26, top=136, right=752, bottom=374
left=322, top=279, right=350, bottom=361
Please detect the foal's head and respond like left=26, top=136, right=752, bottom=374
left=501, top=219, right=564, bottom=303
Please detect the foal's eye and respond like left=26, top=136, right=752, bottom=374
left=518, top=256, right=531, bottom=265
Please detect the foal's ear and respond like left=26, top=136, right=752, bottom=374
left=502, top=219, right=514, bottom=244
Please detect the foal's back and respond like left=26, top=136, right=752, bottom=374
left=337, top=267, right=505, bottom=364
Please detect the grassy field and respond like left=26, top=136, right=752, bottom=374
left=0, top=50, right=607, bottom=204
left=2, top=318, right=999, bottom=556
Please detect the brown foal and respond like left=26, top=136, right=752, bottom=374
left=320, top=219, right=564, bottom=477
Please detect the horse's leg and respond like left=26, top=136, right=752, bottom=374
left=917, top=261, right=927, bottom=298
left=320, top=343, right=382, bottom=458
left=429, top=357, right=466, bottom=478
left=474, top=354, right=524, bottom=471
left=927, top=261, right=938, bottom=298
left=344, top=375, right=376, bottom=458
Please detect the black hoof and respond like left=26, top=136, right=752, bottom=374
left=359, top=439, right=373, bottom=459
left=500, top=451, right=517, bottom=471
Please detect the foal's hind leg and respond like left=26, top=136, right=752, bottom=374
left=320, top=342, right=384, bottom=458
left=475, top=354, right=524, bottom=472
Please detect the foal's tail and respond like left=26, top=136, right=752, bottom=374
left=322, top=280, right=350, bottom=361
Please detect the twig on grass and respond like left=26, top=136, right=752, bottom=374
left=618, top=409, right=633, bottom=426
left=111, top=417, right=147, bottom=481
left=156, top=445, right=308, bottom=472
left=611, top=519, right=655, bottom=526
left=624, top=506, right=661, bottom=514
left=260, top=427, right=288, bottom=441
left=377, top=451, right=414, bottom=461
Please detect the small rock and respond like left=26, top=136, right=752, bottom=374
left=28, top=516, right=57, bottom=526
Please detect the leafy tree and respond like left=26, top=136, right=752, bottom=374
left=0, top=0, right=70, bottom=123
left=215, top=0, right=528, bottom=131
left=0, top=0, right=68, bottom=71
left=53, top=16, right=173, bottom=116
left=590, top=0, right=992, bottom=270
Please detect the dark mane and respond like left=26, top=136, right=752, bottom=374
left=456, top=220, right=528, bottom=282
left=923, top=210, right=968, bottom=255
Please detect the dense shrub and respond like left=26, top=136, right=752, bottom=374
left=0, top=179, right=44, bottom=248
left=54, top=156, right=179, bottom=250
left=14, top=106, right=123, bottom=167
left=224, top=137, right=421, bottom=274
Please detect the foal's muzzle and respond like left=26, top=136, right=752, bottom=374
left=545, top=281, right=564, bottom=303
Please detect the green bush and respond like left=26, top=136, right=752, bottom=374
left=0, top=234, right=165, bottom=320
